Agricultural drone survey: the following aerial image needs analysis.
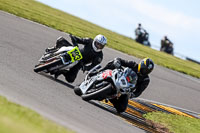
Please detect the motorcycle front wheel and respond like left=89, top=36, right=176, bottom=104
left=81, top=82, right=112, bottom=101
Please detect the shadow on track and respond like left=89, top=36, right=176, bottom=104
left=38, top=72, right=74, bottom=89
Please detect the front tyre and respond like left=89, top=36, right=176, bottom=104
left=81, top=82, right=112, bottom=101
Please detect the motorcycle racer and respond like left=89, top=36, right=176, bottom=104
left=135, top=23, right=151, bottom=46
left=160, top=36, right=174, bottom=55
left=97, top=57, right=154, bottom=113
left=46, top=34, right=107, bottom=83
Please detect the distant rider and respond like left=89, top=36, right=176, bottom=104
left=160, top=36, right=173, bottom=54
left=46, top=34, right=107, bottom=83
left=135, top=23, right=147, bottom=43
left=97, top=57, right=154, bottom=113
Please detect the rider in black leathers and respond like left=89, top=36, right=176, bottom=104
left=160, top=36, right=174, bottom=55
left=135, top=23, right=151, bottom=46
left=135, top=24, right=145, bottom=42
left=98, top=57, right=154, bottom=113
left=46, top=34, right=107, bottom=83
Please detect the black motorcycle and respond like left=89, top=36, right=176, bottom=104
left=136, top=30, right=151, bottom=47
left=160, top=40, right=174, bottom=55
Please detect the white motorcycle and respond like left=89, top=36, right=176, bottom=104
left=34, top=45, right=83, bottom=74
left=74, top=64, right=138, bottom=103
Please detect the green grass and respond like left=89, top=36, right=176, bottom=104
left=0, top=96, right=74, bottom=133
left=144, top=112, right=200, bottom=133
left=0, top=0, right=200, bottom=78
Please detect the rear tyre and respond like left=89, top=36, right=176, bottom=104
left=34, top=59, right=62, bottom=73
left=81, top=83, right=112, bottom=101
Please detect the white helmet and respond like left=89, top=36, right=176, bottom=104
left=92, top=34, right=107, bottom=52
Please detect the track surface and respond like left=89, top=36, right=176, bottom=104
left=0, top=11, right=200, bottom=133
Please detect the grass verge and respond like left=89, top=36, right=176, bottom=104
left=0, top=96, right=73, bottom=133
left=144, top=112, right=200, bottom=133
left=0, top=0, right=200, bottom=78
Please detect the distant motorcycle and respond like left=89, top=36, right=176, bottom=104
left=160, top=40, right=174, bottom=55
left=34, top=45, right=83, bottom=74
left=136, top=30, right=151, bottom=47
left=74, top=64, right=138, bottom=112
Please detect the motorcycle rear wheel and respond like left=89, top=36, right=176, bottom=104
left=34, top=59, right=62, bottom=73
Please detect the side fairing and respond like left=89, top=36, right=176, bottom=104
left=55, top=46, right=74, bottom=54
left=79, top=70, right=113, bottom=94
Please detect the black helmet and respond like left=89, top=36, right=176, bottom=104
left=138, top=58, right=154, bottom=76
left=124, top=68, right=138, bottom=85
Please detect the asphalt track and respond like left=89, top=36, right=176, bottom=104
left=0, top=11, right=200, bottom=133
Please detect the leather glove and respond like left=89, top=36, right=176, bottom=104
left=113, top=58, right=121, bottom=68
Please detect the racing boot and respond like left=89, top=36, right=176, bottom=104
left=54, top=70, right=68, bottom=79
left=74, top=86, right=82, bottom=96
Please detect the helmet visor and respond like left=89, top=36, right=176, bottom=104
left=95, top=41, right=105, bottom=49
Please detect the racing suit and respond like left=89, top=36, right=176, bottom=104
left=135, top=27, right=146, bottom=43
left=100, top=58, right=150, bottom=113
left=160, top=38, right=173, bottom=54
left=50, top=35, right=103, bottom=83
